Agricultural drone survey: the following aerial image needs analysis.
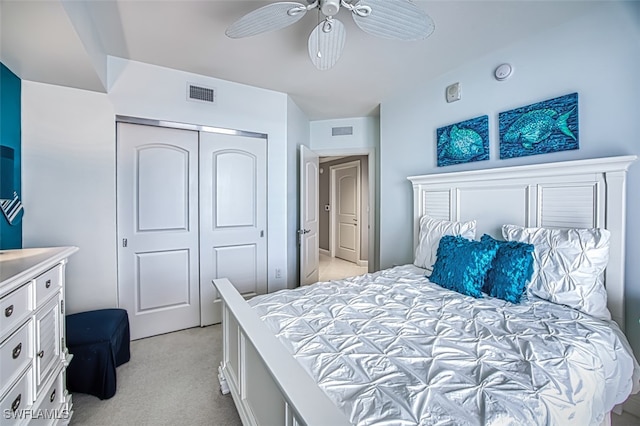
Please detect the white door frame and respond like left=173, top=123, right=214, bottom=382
left=329, top=160, right=362, bottom=265
left=314, top=148, right=376, bottom=272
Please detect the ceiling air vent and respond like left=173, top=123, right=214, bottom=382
left=187, top=83, right=216, bottom=104
left=332, top=126, right=353, bottom=136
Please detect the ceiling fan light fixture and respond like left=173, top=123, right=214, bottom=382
left=225, top=0, right=435, bottom=70
left=320, top=0, right=340, bottom=16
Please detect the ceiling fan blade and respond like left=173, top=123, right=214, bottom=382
left=226, top=2, right=310, bottom=38
left=351, top=0, right=435, bottom=41
left=308, top=18, right=346, bottom=70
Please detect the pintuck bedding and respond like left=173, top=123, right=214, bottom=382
left=249, top=264, right=640, bottom=426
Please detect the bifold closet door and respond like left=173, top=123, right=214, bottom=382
left=199, top=132, right=267, bottom=326
left=117, top=123, right=201, bottom=340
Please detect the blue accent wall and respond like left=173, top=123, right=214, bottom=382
left=0, top=62, right=22, bottom=249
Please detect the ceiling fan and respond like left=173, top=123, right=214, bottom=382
left=225, top=0, right=435, bottom=71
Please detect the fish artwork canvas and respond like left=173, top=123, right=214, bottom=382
left=499, top=93, right=579, bottom=159
left=436, top=115, right=489, bottom=167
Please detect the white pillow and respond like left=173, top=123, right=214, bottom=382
left=502, top=224, right=611, bottom=320
left=414, top=215, right=476, bottom=271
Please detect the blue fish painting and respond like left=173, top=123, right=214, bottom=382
left=437, top=115, right=489, bottom=167
left=499, top=93, right=579, bottom=159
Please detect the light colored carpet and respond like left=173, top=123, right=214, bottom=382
left=70, top=325, right=241, bottom=426
left=614, top=411, right=640, bottom=426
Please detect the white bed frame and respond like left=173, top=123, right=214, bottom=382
left=214, top=155, right=636, bottom=426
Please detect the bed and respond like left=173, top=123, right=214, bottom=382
left=214, top=155, right=639, bottom=426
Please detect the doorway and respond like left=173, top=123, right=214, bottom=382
left=318, top=154, right=370, bottom=282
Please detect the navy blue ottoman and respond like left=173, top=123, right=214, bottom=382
left=66, top=308, right=131, bottom=400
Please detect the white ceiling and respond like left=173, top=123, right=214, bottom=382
left=0, top=0, right=604, bottom=120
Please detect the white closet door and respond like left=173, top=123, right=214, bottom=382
left=199, top=132, right=267, bottom=325
left=117, top=123, right=200, bottom=340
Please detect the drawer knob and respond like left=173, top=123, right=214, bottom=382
left=4, top=304, right=13, bottom=317
left=38, top=350, right=45, bottom=358
left=45, top=279, right=52, bottom=288
left=50, top=388, right=56, bottom=403
left=11, top=393, right=21, bottom=412
left=12, top=342, right=22, bottom=359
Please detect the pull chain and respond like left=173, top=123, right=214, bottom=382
left=316, top=8, right=322, bottom=58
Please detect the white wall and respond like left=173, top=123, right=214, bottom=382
left=21, top=81, right=117, bottom=313
left=286, top=97, right=310, bottom=288
left=21, top=57, right=293, bottom=315
left=379, top=3, right=640, bottom=354
left=310, top=117, right=378, bottom=151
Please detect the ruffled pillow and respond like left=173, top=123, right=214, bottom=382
left=502, top=224, right=611, bottom=320
left=414, top=215, right=476, bottom=271
left=429, top=235, right=499, bottom=298
left=481, top=234, right=534, bottom=304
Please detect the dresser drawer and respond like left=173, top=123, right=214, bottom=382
left=0, top=320, right=33, bottom=398
left=35, top=265, right=62, bottom=307
left=0, top=367, right=34, bottom=426
left=1, top=283, right=33, bottom=338
left=33, top=370, right=65, bottom=420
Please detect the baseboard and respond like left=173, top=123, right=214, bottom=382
left=622, top=393, right=640, bottom=417
left=357, top=260, right=368, bottom=268
left=319, top=248, right=330, bottom=256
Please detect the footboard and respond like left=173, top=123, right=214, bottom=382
left=213, top=278, right=350, bottom=426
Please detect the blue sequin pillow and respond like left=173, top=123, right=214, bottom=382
left=481, top=234, right=534, bottom=304
left=429, top=235, right=499, bottom=298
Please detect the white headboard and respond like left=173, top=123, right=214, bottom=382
left=408, top=155, right=636, bottom=329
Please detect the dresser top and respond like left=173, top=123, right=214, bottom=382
left=0, top=246, right=79, bottom=295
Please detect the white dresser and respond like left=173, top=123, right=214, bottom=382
left=0, top=247, right=78, bottom=425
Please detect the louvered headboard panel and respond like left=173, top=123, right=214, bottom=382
left=421, top=190, right=450, bottom=220
left=538, top=184, right=600, bottom=228
left=408, top=156, right=636, bottom=329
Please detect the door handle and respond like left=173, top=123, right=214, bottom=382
left=297, top=229, right=311, bottom=235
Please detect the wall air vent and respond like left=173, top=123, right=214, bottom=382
left=187, top=83, right=216, bottom=104
left=331, top=126, right=353, bottom=136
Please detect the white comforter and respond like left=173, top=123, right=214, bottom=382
left=249, top=265, right=640, bottom=426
